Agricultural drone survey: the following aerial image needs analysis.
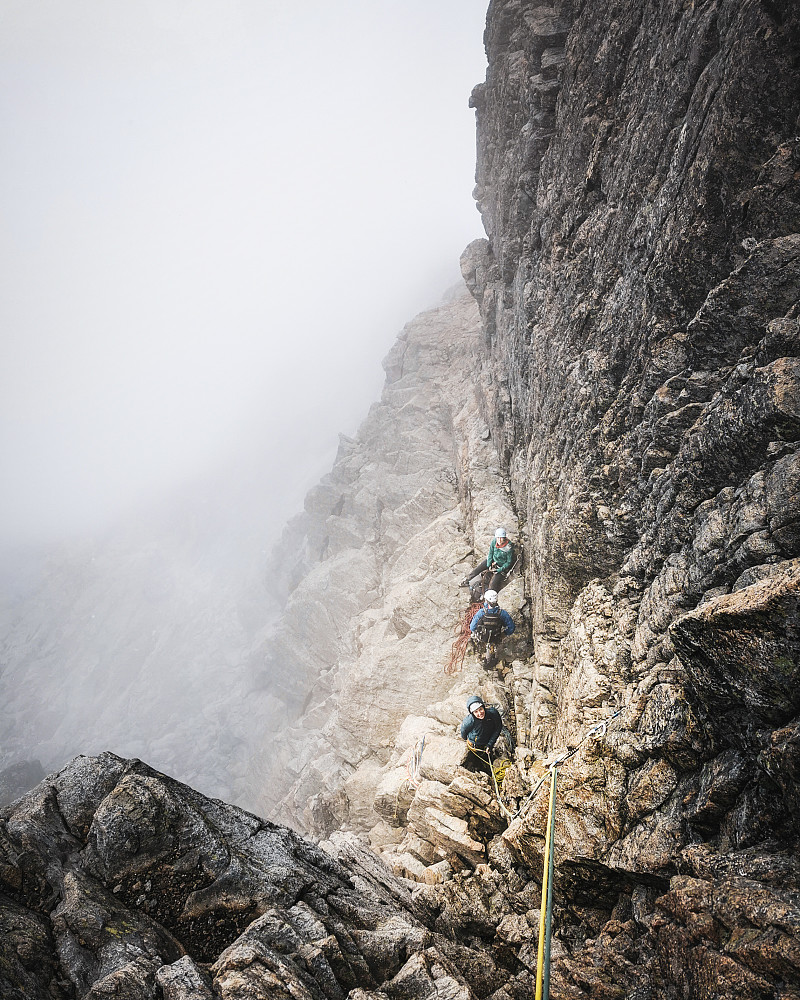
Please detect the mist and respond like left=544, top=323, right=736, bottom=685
left=1, top=0, right=487, bottom=543
left=0, top=0, right=488, bottom=800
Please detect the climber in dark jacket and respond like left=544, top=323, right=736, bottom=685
left=461, top=527, right=516, bottom=593
left=459, top=695, right=503, bottom=753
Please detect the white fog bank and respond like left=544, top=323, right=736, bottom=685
left=0, top=0, right=489, bottom=800
left=1, top=0, right=487, bottom=545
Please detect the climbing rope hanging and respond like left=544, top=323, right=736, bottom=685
left=463, top=696, right=629, bottom=999
left=407, top=735, right=426, bottom=788
left=445, top=602, right=482, bottom=674
left=535, top=763, right=558, bottom=1000
left=530, top=707, right=624, bottom=999
left=464, top=705, right=623, bottom=825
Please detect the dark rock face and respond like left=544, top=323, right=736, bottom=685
left=10, top=4, right=800, bottom=998
left=462, top=0, right=800, bottom=996
left=0, top=753, right=542, bottom=999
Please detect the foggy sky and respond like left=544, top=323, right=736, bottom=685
left=0, top=0, right=488, bottom=546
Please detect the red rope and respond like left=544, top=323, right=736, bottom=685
left=445, top=602, right=482, bottom=675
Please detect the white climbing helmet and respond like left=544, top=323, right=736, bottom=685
left=484, top=590, right=499, bottom=604
left=495, top=527, right=507, bottom=538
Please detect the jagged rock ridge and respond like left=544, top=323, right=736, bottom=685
left=4, top=2, right=800, bottom=999
left=246, top=1, right=800, bottom=997
left=0, top=753, right=542, bottom=998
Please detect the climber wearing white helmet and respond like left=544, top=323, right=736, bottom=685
left=460, top=527, right=516, bottom=594
left=470, top=590, right=515, bottom=640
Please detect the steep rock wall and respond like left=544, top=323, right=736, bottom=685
left=226, top=2, right=800, bottom=997
left=458, top=0, right=800, bottom=996
left=239, top=289, right=527, bottom=832
left=243, top=2, right=800, bottom=997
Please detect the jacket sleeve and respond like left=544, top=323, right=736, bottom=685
left=470, top=609, right=484, bottom=632
left=486, top=710, right=503, bottom=748
left=460, top=716, right=474, bottom=741
left=500, top=610, right=515, bottom=635
left=487, top=540, right=496, bottom=566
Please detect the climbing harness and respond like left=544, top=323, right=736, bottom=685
left=445, top=602, right=482, bottom=674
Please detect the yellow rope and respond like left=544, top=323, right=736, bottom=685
left=492, top=758, right=512, bottom=784
left=467, top=744, right=516, bottom=820
left=535, top=767, right=558, bottom=999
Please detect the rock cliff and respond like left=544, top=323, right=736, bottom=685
left=241, top=1, right=800, bottom=997
left=5, top=2, right=800, bottom=998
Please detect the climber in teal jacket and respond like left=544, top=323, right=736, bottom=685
left=459, top=695, right=503, bottom=752
left=460, top=527, right=516, bottom=593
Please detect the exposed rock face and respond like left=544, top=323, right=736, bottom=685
left=8, top=3, right=798, bottom=998
left=1, top=753, right=546, bottom=999
left=244, top=1, right=800, bottom=998
left=239, top=288, right=528, bottom=832
left=456, top=0, right=800, bottom=996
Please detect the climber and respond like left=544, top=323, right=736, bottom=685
left=459, top=695, right=503, bottom=759
left=460, top=527, right=516, bottom=594
left=469, top=590, right=515, bottom=640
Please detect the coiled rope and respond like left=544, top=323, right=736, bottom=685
left=445, top=602, right=482, bottom=674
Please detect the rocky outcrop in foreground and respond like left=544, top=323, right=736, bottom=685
left=1, top=752, right=549, bottom=999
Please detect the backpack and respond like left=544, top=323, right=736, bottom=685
left=479, top=605, right=504, bottom=638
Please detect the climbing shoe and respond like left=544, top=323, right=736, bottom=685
left=460, top=579, right=471, bottom=588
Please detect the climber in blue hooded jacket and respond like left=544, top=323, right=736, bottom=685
left=469, top=590, right=515, bottom=638
left=459, top=696, right=503, bottom=752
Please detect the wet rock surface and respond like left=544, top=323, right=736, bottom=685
left=7, top=3, right=800, bottom=999
left=456, top=0, right=800, bottom=996
left=0, top=753, right=545, bottom=999
left=246, top=1, right=800, bottom=997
